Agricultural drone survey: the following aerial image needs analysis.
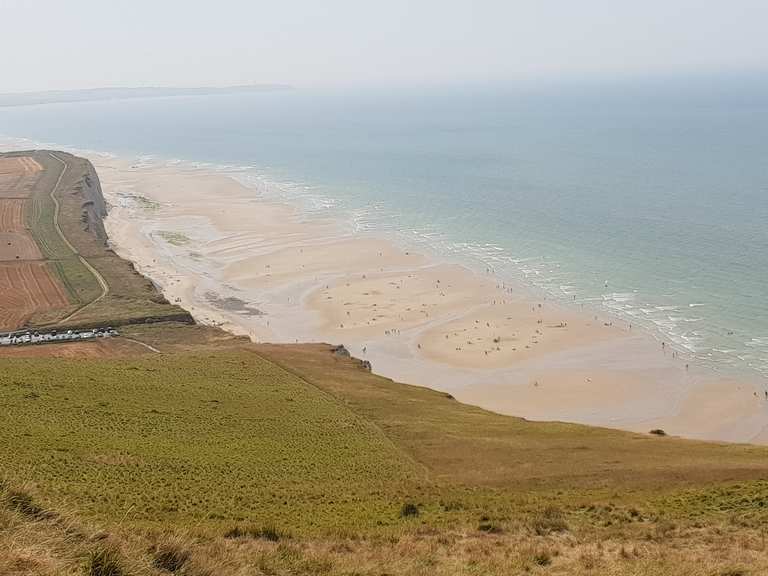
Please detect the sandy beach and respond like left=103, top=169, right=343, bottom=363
left=71, top=155, right=768, bottom=444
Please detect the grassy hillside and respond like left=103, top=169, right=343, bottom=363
left=256, top=344, right=768, bottom=492
left=0, top=351, right=422, bottom=534
left=3, top=334, right=768, bottom=575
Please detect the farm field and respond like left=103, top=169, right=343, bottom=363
left=0, top=231, right=41, bottom=260
left=0, top=156, right=40, bottom=199
left=0, top=262, right=68, bottom=331
left=0, top=153, right=71, bottom=330
left=0, top=199, right=26, bottom=232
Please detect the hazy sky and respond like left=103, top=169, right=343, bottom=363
left=1, top=0, right=767, bottom=92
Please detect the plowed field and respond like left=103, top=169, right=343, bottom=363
left=0, top=199, right=26, bottom=232
left=0, top=232, right=41, bottom=260
left=0, top=262, right=68, bottom=330
left=0, top=156, right=42, bottom=198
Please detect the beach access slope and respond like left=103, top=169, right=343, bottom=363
left=88, top=154, right=768, bottom=444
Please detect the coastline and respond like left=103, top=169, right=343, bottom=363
left=1, top=135, right=765, bottom=444
left=87, top=154, right=768, bottom=444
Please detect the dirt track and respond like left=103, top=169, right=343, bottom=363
left=0, top=262, right=68, bottom=331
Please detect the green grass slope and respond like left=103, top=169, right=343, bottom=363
left=0, top=352, right=423, bottom=534
left=3, top=338, right=768, bottom=574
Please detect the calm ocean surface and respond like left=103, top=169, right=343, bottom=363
left=2, top=75, right=767, bottom=378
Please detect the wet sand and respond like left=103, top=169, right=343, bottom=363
left=90, top=156, right=768, bottom=444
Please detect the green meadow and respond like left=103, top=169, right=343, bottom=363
left=0, top=352, right=423, bottom=534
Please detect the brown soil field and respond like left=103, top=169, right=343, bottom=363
left=0, top=156, right=41, bottom=198
left=0, top=262, right=68, bottom=330
left=0, top=338, right=144, bottom=358
left=0, top=199, right=26, bottom=232
left=0, top=231, right=42, bottom=260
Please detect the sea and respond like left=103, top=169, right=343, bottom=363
left=2, top=73, right=767, bottom=379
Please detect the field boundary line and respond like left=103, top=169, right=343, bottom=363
left=246, top=347, right=432, bottom=480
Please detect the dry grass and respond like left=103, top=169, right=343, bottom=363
left=254, top=343, right=768, bottom=493
left=4, top=345, right=768, bottom=573
left=2, top=482, right=767, bottom=576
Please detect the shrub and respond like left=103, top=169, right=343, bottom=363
left=151, top=537, right=191, bottom=572
left=86, top=546, right=124, bottom=576
left=478, top=521, right=503, bottom=534
left=224, top=526, right=246, bottom=539
left=533, top=550, right=552, bottom=566
left=649, top=429, right=667, bottom=436
left=400, top=502, right=419, bottom=518
left=5, top=489, right=46, bottom=518
left=224, top=524, right=285, bottom=541
left=441, top=500, right=463, bottom=512
left=531, top=505, right=568, bottom=535
left=256, top=526, right=282, bottom=542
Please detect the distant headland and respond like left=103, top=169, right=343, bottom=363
left=0, top=84, right=292, bottom=107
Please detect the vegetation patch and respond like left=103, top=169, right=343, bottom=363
left=530, top=505, right=568, bottom=535
left=156, top=230, right=190, bottom=246
left=150, top=536, right=191, bottom=572
left=118, top=193, right=160, bottom=211
left=477, top=519, right=504, bottom=534
left=399, top=502, right=420, bottom=518
left=224, top=524, right=287, bottom=541
left=4, top=488, right=48, bottom=519
left=86, top=546, right=125, bottom=576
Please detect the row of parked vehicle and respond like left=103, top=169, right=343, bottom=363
left=0, top=327, right=119, bottom=346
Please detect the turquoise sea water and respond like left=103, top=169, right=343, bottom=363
left=2, top=75, right=767, bottom=378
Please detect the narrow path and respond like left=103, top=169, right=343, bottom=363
left=123, top=337, right=162, bottom=354
left=46, top=152, right=110, bottom=323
